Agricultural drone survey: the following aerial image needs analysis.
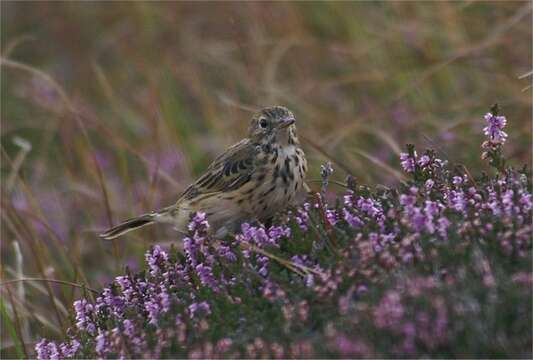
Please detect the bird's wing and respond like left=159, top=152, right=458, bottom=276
left=178, top=139, right=260, bottom=201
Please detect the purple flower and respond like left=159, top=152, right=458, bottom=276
left=400, top=152, right=417, bottom=173
left=374, top=290, right=404, bottom=329
left=326, top=209, right=338, bottom=225
left=95, top=331, right=107, bottom=355
left=218, top=244, right=237, bottom=262
left=183, top=236, right=198, bottom=267
left=483, top=112, right=508, bottom=144
left=145, top=245, right=169, bottom=276
left=183, top=212, right=213, bottom=272
left=35, top=339, right=50, bottom=359
left=73, top=299, right=95, bottom=335
left=343, top=208, right=363, bottom=227
left=437, top=217, right=450, bottom=239
left=59, top=340, right=80, bottom=358
left=237, top=223, right=283, bottom=248
left=195, top=263, right=217, bottom=289
left=96, top=286, right=125, bottom=318
left=519, top=192, right=532, bottom=212
left=291, top=255, right=310, bottom=267
left=448, top=189, right=466, bottom=213
left=268, top=225, right=291, bottom=242
left=188, top=301, right=211, bottom=319
left=295, top=203, right=311, bottom=231
left=417, top=155, right=431, bottom=168
left=357, top=197, right=384, bottom=222
left=452, top=176, right=464, bottom=186
left=188, top=211, right=210, bottom=232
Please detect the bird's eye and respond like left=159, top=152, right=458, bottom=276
left=259, top=118, right=268, bottom=129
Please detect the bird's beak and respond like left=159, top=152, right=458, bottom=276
left=279, top=118, right=295, bottom=129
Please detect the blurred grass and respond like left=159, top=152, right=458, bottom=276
left=1, top=1, right=531, bottom=356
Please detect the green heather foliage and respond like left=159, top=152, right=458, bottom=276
left=35, top=108, right=532, bottom=358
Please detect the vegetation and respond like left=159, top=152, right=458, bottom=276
left=35, top=106, right=532, bottom=358
left=2, top=2, right=531, bottom=358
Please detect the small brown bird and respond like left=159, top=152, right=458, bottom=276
left=100, top=106, right=307, bottom=240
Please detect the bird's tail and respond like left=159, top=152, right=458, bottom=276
left=99, top=214, right=155, bottom=240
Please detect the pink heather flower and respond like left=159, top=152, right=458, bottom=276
left=146, top=245, right=169, bottom=276
left=195, top=263, right=217, bottom=289
left=343, top=191, right=354, bottom=207
left=334, top=334, right=372, bottom=358
left=59, top=340, right=80, bottom=358
left=449, top=189, right=466, bottom=213
left=189, top=301, right=211, bottom=319
left=343, top=208, right=363, bottom=227
left=218, top=244, right=237, bottom=262
left=374, top=290, right=404, bottom=329
left=73, top=299, right=95, bottom=335
left=400, top=152, right=417, bottom=173
left=291, top=255, right=311, bottom=267
left=452, top=176, right=464, bottom=186
left=188, top=211, right=210, bottom=232
left=356, top=197, right=384, bottom=221
left=96, top=287, right=125, bottom=318
left=483, top=112, right=508, bottom=144
left=35, top=339, right=50, bottom=359
left=437, top=217, right=450, bottom=239
left=417, top=155, right=431, bottom=168
left=268, top=225, right=291, bottom=242
left=512, top=272, right=533, bottom=287
left=519, top=192, right=532, bottom=212
left=145, top=284, right=172, bottom=325
left=215, top=338, right=233, bottom=354
left=326, top=209, right=338, bottom=225
left=95, top=331, right=107, bottom=355
left=304, top=274, right=315, bottom=287
left=295, top=205, right=310, bottom=231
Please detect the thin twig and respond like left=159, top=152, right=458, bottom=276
left=239, top=242, right=324, bottom=277
left=1, top=278, right=99, bottom=295
left=301, top=134, right=353, bottom=175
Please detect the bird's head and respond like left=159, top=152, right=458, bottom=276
left=249, top=106, right=297, bottom=146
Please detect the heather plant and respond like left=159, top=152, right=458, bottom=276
left=33, top=107, right=532, bottom=358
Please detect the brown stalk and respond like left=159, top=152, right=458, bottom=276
left=239, top=242, right=324, bottom=278
left=1, top=278, right=99, bottom=295
left=2, top=208, right=67, bottom=334
left=1, top=148, right=89, bottom=285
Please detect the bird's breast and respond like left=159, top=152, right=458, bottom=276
left=247, top=145, right=307, bottom=218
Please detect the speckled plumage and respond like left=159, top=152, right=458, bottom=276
left=100, top=106, right=307, bottom=240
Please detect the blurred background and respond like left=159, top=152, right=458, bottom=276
left=1, top=1, right=531, bottom=354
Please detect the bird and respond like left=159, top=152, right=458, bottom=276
left=100, top=105, right=307, bottom=240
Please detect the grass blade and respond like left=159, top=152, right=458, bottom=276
left=0, top=296, right=26, bottom=359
